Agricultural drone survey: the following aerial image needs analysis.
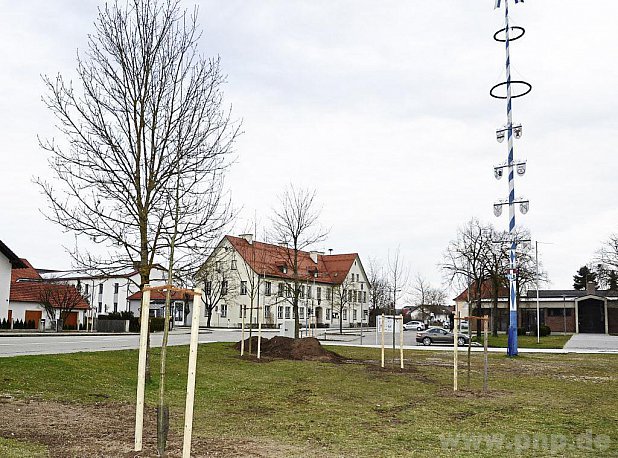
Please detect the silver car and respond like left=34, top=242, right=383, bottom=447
left=416, top=327, right=469, bottom=346
left=403, top=320, right=426, bottom=331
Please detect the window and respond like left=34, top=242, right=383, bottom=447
left=363, top=291, right=367, bottom=303
left=300, top=285, right=305, bottom=299
left=85, top=284, right=89, bottom=295
left=348, top=290, right=353, bottom=302
left=239, top=305, right=244, bottom=318
left=307, top=286, right=312, bottom=299
left=215, top=260, right=221, bottom=271
left=360, top=283, right=364, bottom=290
left=231, top=259, right=237, bottom=270
left=317, top=287, right=321, bottom=300
left=326, top=288, right=331, bottom=301
left=98, top=302, right=102, bottom=313
left=99, top=284, right=103, bottom=294
left=221, top=280, right=228, bottom=296
left=265, top=282, right=271, bottom=296
left=113, top=302, right=118, bottom=313
left=353, top=309, right=357, bottom=321
left=285, top=307, right=291, bottom=319
left=205, top=281, right=212, bottom=295
left=221, top=303, right=227, bottom=318
left=326, top=308, right=331, bottom=320
left=240, top=281, right=247, bottom=295
left=364, top=309, right=368, bottom=319
left=548, top=309, right=572, bottom=317
left=353, top=290, right=357, bottom=302
left=114, top=282, right=119, bottom=294
left=342, top=309, right=347, bottom=320
left=299, top=307, right=305, bottom=319
left=277, top=306, right=283, bottom=319
left=286, top=284, right=292, bottom=298
left=356, top=274, right=360, bottom=282
left=264, top=305, right=271, bottom=318
left=278, top=283, right=284, bottom=297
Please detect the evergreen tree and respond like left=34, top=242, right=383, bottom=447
left=573, top=265, right=597, bottom=290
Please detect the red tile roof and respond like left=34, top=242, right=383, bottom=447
left=225, top=236, right=357, bottom=285
left=454, top=280, right=509, bottom=302
left=10, top=259, right=89, bottom=309
left=127, top=289, right=187, bottom=301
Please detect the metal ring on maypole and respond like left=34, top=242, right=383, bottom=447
left=493, top=26, right=525, bottom=42
left=490, top=80, right=532, bottom=99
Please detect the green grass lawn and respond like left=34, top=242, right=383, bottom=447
left=0, top=438, right=46, bottom=458
left=471, top=334, right=572, bottom=349
left=0, top=343, right=616, bottom=457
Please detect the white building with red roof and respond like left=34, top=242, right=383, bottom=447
left=196, top=234, right=370, bottom=329
left=8, top=258, right=90, bottom=330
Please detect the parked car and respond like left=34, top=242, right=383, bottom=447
left=416, top=327, right=469, bottom=346
left=403, top=320, right=425, bottom=331
left=459, top=320, right=469, bottom=332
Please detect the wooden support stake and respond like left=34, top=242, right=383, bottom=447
left=134, top=286, right=151, bottom=452
left=399, top=315, right=404, bottom=369
left=257, top=304, right=262, bottom=360
left=380, top=313, right=385, bottom=368
left=483, top=315, right=489, bottom=393
left=240, top=305, right=246, bottom=356
left=467, top=321, right=472, bottom=387
left=182, top=288, right=203, bottom=458
left=453, top=311, right=459, bottom=391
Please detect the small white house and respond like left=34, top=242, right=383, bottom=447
left=9, top=259, right=89, bottom=330
left=41, top=265, right=167, bottom=317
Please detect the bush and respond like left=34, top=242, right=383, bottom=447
left=517, top=328, right=527, bottom=336
left=536, top=325, right=551, bottom=337
left=150, top=317, right=165, bottom=332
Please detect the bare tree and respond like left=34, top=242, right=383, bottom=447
left=38, top=282, right=88, bottom=330
left=234, top=238, right=270, bottom=352
left=411, top=274, right=431, bottom=323
left=270, top=186, right=328, bottom=338
left=198, top=249, right=238, bottom=327
left=411, top=274, right=446, bottom=324
left=367, top=257, right=390, bottom=325
left=442, top=218, right=492, bottom=337
left=37, top=0, right=238, bottom=291
left=387, top=248, right=409, bottom=313
left=332, top=277, right=353, bottom=334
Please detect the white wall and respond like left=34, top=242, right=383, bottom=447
left=64, top=266, right=167, bottom=316
left=196, top=244, right=371, bottom=329
left=9, top=301, right=85, bottom=330
left=0, top=252, right=11, bottom=321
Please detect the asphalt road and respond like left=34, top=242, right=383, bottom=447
left=0, top=327, right=424, bottom=357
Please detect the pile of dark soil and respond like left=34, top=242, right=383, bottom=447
left=234, top=336, right=342, bottom=362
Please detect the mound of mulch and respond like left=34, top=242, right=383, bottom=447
left=233, top=336, right=343, bottom=362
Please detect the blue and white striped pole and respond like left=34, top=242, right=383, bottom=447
left=504, top=0, right=518, bottom=356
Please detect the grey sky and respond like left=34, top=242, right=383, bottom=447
left=1, top=1, right=617, bottom=298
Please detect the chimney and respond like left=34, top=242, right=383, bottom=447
left=239, top=233, right=253, bottom=245
left=309, top=251, right=319, bottom=264
left=586, top=281, right=596, bottom=295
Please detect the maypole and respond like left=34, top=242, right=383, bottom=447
left=490, top=0, right=531, bottom=357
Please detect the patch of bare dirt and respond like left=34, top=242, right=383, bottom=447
left=233, top=336, right=343, bottom=363
left=0, top=397, right=312, bottom=457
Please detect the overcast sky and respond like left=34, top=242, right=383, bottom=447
left=1, top=1, right=617, bottom=298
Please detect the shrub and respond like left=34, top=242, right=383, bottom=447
left=1, top=318, right=7, bottom=329
left=536, top=325, right=551, bottom=337
left=517, top=328, right=527, bottom=336
left=150, top=317, right=165, bottom=332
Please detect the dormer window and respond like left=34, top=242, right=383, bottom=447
left=280, top=265, right=287, bottom=274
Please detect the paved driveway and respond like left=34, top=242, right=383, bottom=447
left=564, top=334, right=618, bottom=352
